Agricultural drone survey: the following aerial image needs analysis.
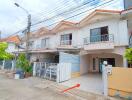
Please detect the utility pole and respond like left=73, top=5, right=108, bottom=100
left=14, top=3, right=31, bottom=59
left=25, top=14, right=31, bottom=59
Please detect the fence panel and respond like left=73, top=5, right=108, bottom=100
left=4, top=60, right=12, bottom=70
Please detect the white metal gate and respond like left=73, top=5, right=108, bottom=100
left=33, top=62, right=71, bottom=83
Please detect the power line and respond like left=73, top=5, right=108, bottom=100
left=31, top=0, right=76, bottom=18
left=8, top=0, right=116, bottom=37
left=13, top=0, right=77, bottom=32
left=31, top=0, right=97, bottom=26
left=31, top=0, right=116, bottom=32
left=9, top=0, right=99, bottom=37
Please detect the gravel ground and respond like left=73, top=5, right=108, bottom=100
left=0, top=71, right=121, bottom=100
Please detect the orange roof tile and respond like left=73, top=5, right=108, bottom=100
left=0, top=35, right=20, bottom=44
left=52, top=20, right=78, bottom=33
left=79, top=9, right=121, bottom=26
left=95, top=9, right=121, bottom=13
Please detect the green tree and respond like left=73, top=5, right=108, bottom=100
left=125, top=48, right=132, bottom=67
left=0, top=42, right=13, bottom=60
left=16, top=53, right=32, bottom=75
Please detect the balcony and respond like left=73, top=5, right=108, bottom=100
left=60, top=40, right=72, bottom=45
left=41, top=44, right=50, bottom=49
left=84, top=34, right=114, bottom=50
left=57, top=40, right=73, bottom=50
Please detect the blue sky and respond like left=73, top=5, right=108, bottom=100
left=0, top=0, right=124, bottom=38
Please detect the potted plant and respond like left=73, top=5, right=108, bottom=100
left=24, top=65, right=32, bottom=78
left=16, top=53, right=32, bottom=78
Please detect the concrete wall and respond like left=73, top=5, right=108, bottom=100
left=108, top=67, right=132, bottom=98
left=30, top=53, right=56, bottom=62
left=80, top=55, right=90, bottom=75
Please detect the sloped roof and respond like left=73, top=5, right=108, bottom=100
left=0, top=35, right=20, bottom=44
left=32, top=27, right=50, bottom=38
left=33, top=9, right=122, bottom=35
left=79, top=9, right=121, bottom=27
left=52, top=20, right=78, bottom=33
left=36, top=27, right=49, bottom=35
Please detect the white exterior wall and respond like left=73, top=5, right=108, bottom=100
left=118, top=20, right=129, bottom=46
left=26, top=19, right=128, bottom=50
left=77, top=19, right=129, bottom=46
left=6, top=43, right=18, bottom=53
left=56, top=29, right=79, bottom=47
left=29, top=34, right=57, bottom=49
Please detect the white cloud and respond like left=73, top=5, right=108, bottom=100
left=0, top=0, right=123, bottom=37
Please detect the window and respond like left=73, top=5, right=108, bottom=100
left=28, top=41, right=34, bottom=49
left=41, top=38, right=49, bottom=48
left=60, top=33, right=72, bottom=45
left=90, top=26, right=108, bottom=43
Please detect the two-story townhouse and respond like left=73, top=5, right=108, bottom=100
left=28, top=27, right=59, bottom=63
left=79, top=9, right=128, bottom=75
left=24, top=9, right=129, bottom=78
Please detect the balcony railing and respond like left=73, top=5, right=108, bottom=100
left=41, top=44, right=49, bottom=49
left=84, top=34, right=114, bottom=45
left=60, top=40, right=72, bottom=45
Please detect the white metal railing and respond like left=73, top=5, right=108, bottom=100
left=33, top=62, right=71, bottom=82
left=0, top=60, right=15, bottom=71
left=84, top=34, right=114, bottom=45
left=41, top=44, right=49, bottom=49
left=60, top=40, right=72, bottom=45
left=33, top=62, right=58, bottom=81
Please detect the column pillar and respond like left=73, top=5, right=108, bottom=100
left=2, top=60, right=5, bottom=70
left=123, top=57, right=128, bottom=68
left=11, top=61, right=15, bottom=71
left=33, top=62, right=37, bottom=76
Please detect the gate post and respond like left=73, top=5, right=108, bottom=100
left=102, top=62, right=112, bottom=96
left=56, top=64, right=60, bottom=83
left=2, top=60, right=5, bottom=70
left=102, top=64, right=108, bottom=96
left=33, top=62, right=37, bottom=76
left=11, top=60, right=15, bottom=71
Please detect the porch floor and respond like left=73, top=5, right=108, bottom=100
left=60, top=73, right=103, bottom=95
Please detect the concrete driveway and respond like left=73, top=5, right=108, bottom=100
left=61, top=73, right=103, bottom=94
left=0, top=75, right=76, bottom=100
left=0, top=72, right=120, bottom=100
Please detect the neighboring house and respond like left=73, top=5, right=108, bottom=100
left=124, top=0, right=132, bottom=10
left=0, top=35, right=21, bottom=53
left=121, top=8, right=132, bottom=47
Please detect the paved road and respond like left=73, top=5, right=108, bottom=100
left=0, top=73, right=120, bottom=100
